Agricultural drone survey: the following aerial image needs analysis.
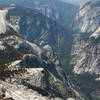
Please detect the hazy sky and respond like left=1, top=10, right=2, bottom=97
left=61, top=0, right=83, bottom=5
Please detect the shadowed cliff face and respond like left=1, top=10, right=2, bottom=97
left=0, top=0, right=78, bottom=27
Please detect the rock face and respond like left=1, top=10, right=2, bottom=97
left=0, top=80, right=63, bottom=100
left=73, top=0, right=100, bottom=34
left=69, top=1, right=100, bottom=100
left=71, top=38, right=100, bottom=74
left=72, top=0, right=100, bottom=75
left=0, top=0, right=78, bottom=27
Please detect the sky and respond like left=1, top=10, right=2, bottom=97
left=61, top=0, right=83, bottom=5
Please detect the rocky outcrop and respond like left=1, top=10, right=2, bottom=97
left=0, top=80, right=63, bottom=100
left=71, top=0, right=100, bottom=75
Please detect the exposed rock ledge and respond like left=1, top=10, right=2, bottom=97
left=0, top=68, right=63, bottom=100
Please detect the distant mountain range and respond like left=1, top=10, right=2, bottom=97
left=0, top=0, right=78, bottom=27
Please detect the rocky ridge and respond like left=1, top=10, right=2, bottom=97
left=71, top=0, right=100, bottom=75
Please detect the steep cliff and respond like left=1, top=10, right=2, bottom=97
left=71, top=1, right=100, bottom=99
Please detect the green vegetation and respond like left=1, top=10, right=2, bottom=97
left=70, top=72, right=100, bottom=100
